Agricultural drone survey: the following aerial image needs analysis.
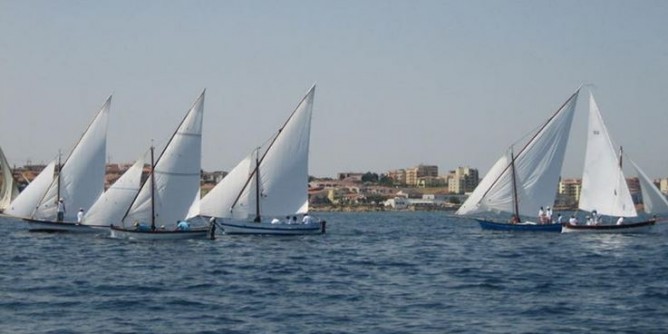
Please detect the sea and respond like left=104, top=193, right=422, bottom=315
left=1, top=212, right=667, bottom=334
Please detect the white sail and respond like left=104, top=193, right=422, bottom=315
left=185, top=188, right=201, bottom=219
left=32, top=96, right=110, bottom=221
left=199, top=154, right=254, bottom=219
left=122, top=91, right=204, bottom=227
left=456, top=89, right=579, bottom=217
left=82, top=157, right=145, bottom=226
left=578, top=93, right=637, bottom=217
left=6, top=161, right=56, bottom=218
left=630, top=159, right=668, bottom=215
left=200, top=85, right=315, bottom=220
left=0, top=146, right=19, bottom=211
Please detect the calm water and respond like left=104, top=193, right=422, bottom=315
left=1, top=212, right=667, bottom=334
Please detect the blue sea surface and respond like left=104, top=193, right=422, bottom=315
left=1, top=212, right=667, bottom=333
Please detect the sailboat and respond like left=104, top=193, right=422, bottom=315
left=0, top=146, right=20, bottom=213
left=562, top=93, right=657, bottom=233
left=17, top=96, right=110, bottom=232
left=456, top=88, right=580, bottom=232
left=109, top=91, right=211, bottom=240
left=196, top=85, right=325, bottom=235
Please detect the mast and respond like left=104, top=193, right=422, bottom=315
left=253, top=148, right=261, bottom=222
left=56, top=150, right=61, bottom=204
left=509, top=149, right=521, bottom=222
left=150, top=146, right=156, bottom=231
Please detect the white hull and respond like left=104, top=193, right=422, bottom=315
left=561, top=221, right=655, bottom=234
left=23, top=218, right=105, bottom=233
left=218, top=220, right=325, bottom=235
left=109, top=225, right=210, bottom=240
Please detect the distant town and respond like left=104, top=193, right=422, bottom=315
left=9, top=163, right=668, bottom=212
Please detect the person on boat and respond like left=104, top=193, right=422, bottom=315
left=57, top=198, right=66, bottom=222
left=133, top=221, right=151, bottom=231
left=510, top=214, right=520, bottom=224
left=616, top=216, right=624, bottom=225
left=538, top=207, right=545, bottom=223
left=592, top=210, right=599, bottom=224
left=284, top=216, right=291, bottom=224
left=271, top=218, right=281, bottom=224
left=302, top=213, right=313, bottom=224
left=556, top=213, right=563, bottom=225
left=291, top=216, right=298, bottom=224
left=176, top=220, right=191, bottom=231
left=546, top=206, right=553, bottom=223
left=568, top=215, right=578, bottom=225
left=77, top=208, right=84, bottom=223
left=586, top=216, right=593, bottom=225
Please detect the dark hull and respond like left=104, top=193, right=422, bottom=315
left=477, top=219, right=562, bottom=232
left=561, top=220, right=656, bottom=233
left=23, top=218, right=102, bottom=233
left=109, top=225, right=210, bottom=240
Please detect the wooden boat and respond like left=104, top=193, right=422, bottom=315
left=8, top=97, right=111, bottom=232
left=561, top=93, right=666, bottom=233
left=110, top=91, right=210, bottom=240
left=456, top=88, right=580, bottom=232
left=197, top=85, right=325, bottom=235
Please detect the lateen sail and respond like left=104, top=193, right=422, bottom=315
left=83, top=157, right=145, bottom=226
left=630, top=158, right=668, bottom=215
left=578, top=93, right=637, bottom=217
left=32, top=97, right=110, bottom=221
left=0, top=146, right=19, bottom=211
left=200, top=85, right=315, bottom=220
left=122, top=91, right=204, bottom=227
left=456, top=89, right=579, bottom=217
left=6, top=161, right=56, bottom=218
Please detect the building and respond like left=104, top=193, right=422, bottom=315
left=405, top=164, right=438, bottom=186
left=660, top=178, right=668, bottom=195
left=387, top=169, right=407, bottom=185
left=447, top=167, right=479, bottom=194
left=559, top=178, right=582, bottom=202
left=337, top=172, right=364, bottom=182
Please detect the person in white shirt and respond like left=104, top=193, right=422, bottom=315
left=271, top=218, right=281, bottom=224
left=568, top=215, right=578, bottom=225
left=556, top=213, right=563, bottom=225
left=538, top=207, right=546, bottom=223
left=616, top=216, right=624, bottom=225
left=302, top=213, right=313, bottom=224
left=77, top=208, right=84, bottom=223
left=546, top=207, right=553, bottom=223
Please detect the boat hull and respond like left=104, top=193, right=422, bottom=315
left=109, top=225, right=210, bottom=240
left=23, top=218, right=105, bottom=233
left=217, top=220, right=326, bottom=235
left=561, top=220, right=656, bottom=233
left=476, top=219, right=562, bottom=232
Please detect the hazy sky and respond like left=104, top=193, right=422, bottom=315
left=1, top=0, right=667, bottom=179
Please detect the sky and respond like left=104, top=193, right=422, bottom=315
left=1, top=0, right=667, bottom=179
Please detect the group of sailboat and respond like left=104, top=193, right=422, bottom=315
left=2, top=85, right=324, bottom=239
left=457, top=87, right=667, bottom=233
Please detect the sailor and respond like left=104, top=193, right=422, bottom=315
left=546, top=206, right=553, bottom=223
left=271, top=218, right=281, bottom=224
left=284, top=216, right=291, bottom=224
left=77, top=208, right=84, bottom=223
left=592, top=210, right=599, bottom=224
left=292, top=216, right=298, bottom=224
left=302, top=213, right=313, bottom=224
left=616, top=216, right=624, bottom=225
left=176, top=220, right=191, bottom=231
left=586, top=216, right=593, bottom=225
left=57, top=198, right=66, bottom=222
left=538, top=207, right=546, bottom=223
left=556, top=213, right=563, bottom=224
left=568, top=215, right=578, bottom=225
